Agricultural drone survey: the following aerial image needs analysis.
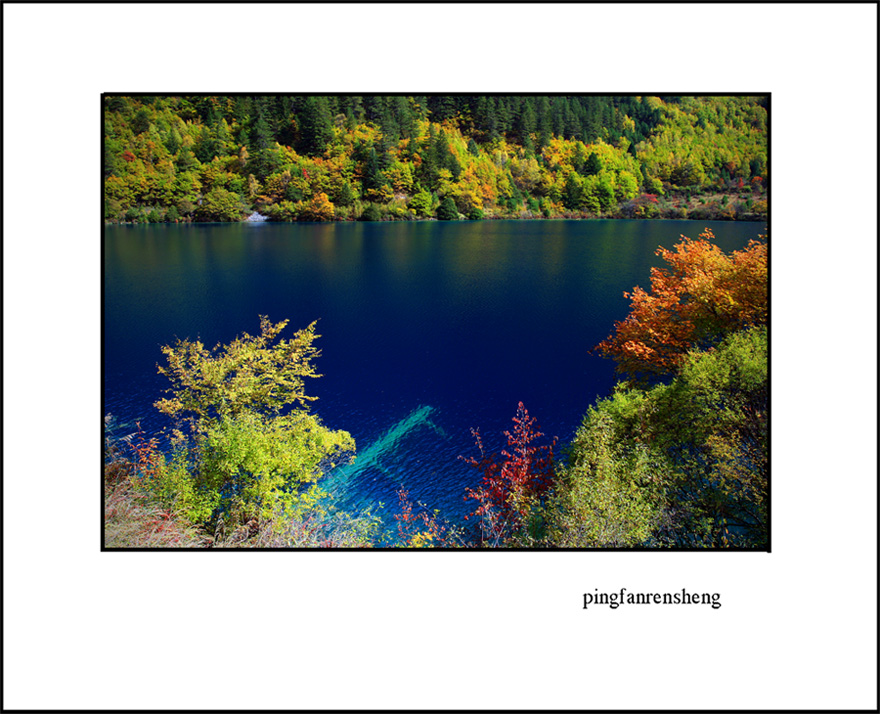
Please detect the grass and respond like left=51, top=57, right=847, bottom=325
left=104, top=466, right=210, bottom=548
left=103, top=458, right=385, bottom=548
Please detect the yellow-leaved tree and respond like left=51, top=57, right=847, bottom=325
left=150, top=317, right=354, bottom=530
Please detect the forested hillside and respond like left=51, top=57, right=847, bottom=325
left=103, top=95, right=768, bottom=223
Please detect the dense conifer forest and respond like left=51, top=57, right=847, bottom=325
left=104, top=95, right=768, bottom=223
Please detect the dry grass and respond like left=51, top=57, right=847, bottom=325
left=103, top=460, right=382, bottom=548
left=210, top=509, right=382, bottom=548
left=104, top=468, right=211, bottom=548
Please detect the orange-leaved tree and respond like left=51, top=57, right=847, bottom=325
left=597, top=228, right=767, bottom=380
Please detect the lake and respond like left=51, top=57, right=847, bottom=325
left=103, top=219, right=764, bottom=528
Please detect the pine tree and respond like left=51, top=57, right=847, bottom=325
left=517, top=99, right=537, bottom=145
left=584, top=151, right=603, bottom=176
left=364, top=147, right=384, bottom=191
left=131, top=107, right=151, bottom=135
left=437, top=195, right=459, bottom=220
left=298, top=96, right=333, bottom=155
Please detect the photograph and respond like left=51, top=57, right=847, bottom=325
left=102, top=94, right=769, bottom=550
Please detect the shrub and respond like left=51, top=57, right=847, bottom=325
left=407, top=189, right=434, bottom=217
left=195, top=187, right=247, bottom=222
left=436, top=196, right=459, bottom=220
left=551, top=326, right=767, bottom=548
left=153, top=316, right=355, bottom=532
left=359, top=203, right=382, bottom=221
left=460, top=402, right=556, bottom=547
left=104, top=474, right=211, bottom=548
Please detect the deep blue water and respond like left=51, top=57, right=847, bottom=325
left=103, top=219, right=763, bottom=528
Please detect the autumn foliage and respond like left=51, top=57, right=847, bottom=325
left=461, top=402, right=557, bottom=546
left=597, top=228, right=767, bottom=379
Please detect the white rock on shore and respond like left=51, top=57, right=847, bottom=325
left=246, top=212, right=268, bottom=222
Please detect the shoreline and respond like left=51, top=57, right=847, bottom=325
left=105, top=209, right=768, bottom=227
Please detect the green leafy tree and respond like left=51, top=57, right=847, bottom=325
left=408, top=189, right=434, bottom=217
left=596, top=174, right=616, bottom=211
left=550, top=326, right=767, bottom=548
left=616, top=170, right=639, bottom=202
left=547, top=392, right=671, bottom=547
left=153, top=317, right=355, bottom=528
left=359, top=203, right=382, bottom=221
left=195, top=187, right=246, bottom=222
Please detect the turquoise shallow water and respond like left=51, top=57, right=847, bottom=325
left=103, top=218, right=763, bottom=528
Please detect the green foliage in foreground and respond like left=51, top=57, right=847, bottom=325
left=547, top=326, right=767, bottom=548
left=104, top=325, right=767, bottom=548
left=105, top=296, right=766, bottom=548
left=142, top=317, right=354, bottom=533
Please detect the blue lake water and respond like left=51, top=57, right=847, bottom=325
left=103, top=219, right=763, bottom=527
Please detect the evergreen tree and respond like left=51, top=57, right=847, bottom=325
left=131, top=107, right=151, bottom=134
left=249, top=113, right=273, bottom=152
left=584, top=151, right=603, bottom=176
left=377, top=97, right=400, bottom=145
left=517, top=98, right=537, bottom=145
left=432, top=129, right=452, bottom=174
left=573, top=143, right=588, bottom=174
left=429, top=95, right=458, bottom=123
left=338, top=181, right=356, bottom=207
left=364, top=147, right=384, bottom=191
left=298, top=96, right=333, bottom=155
left=495, top=97, right=511, bottom=137
left=106, top=96, right=128, bottom=113
left=535, top=96, right=552, bottom=137
left=563, top=172, right=583, bottom=210
left=437, top=195, right=459, bottom=220
left=193, top=127, right=219, bottom=163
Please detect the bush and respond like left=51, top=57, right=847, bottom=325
left=460, top=403, right=556, bottom=547
left=407, top=189, right=434, bottom=217
left=265, top=200, right=301, bottom=221
left=359, top=203, right=382, bottom=221
left=153, top=316, right=355, bottom=532
left=104, top=473, right=211, bottom=548
left=540, top=199, right=551, bottom=218
left=436, top=196, right=459, bottom=220
left=526, top=196, right=541, bottom=214
left=195, top=187, right=247, bottom=222
left=551, top=326, right=768, bottom=548
left=104, top=199, right=123, bottom=221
